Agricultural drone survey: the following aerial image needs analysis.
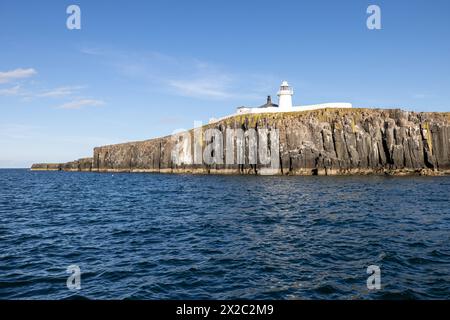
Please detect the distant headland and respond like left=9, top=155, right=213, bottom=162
left=32, top=82, right=450, bottom=176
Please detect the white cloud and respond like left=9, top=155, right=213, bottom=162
left=57, top=99, right=105, bottom=110
left=80, top=47, right=105, bottom=56
left=168, top=78, right=232, bottom=99
left=0, top=85, right=21, bottom=96
left=80, top=46, right=273, bottom=101
left=167, top=76, right=267, bottom=101
left=412, top=93, right=435, bottom=99
left=38, top=86, right=84, bottom=98
left=0, top=123, right=40, bottom=140
left=0, top=68, right=37, bottom=84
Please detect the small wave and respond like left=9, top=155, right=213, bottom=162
left=376, top=289, right=420, bottom=300
left=62, top=294, right=91, bottom=300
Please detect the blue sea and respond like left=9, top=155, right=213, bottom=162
left=0, top=169, right=449, bottom=299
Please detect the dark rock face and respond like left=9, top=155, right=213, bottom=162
left=31, top=163, right=62, bottom=171
left=31, top=158, right=93, bottom=171
left=31, top=109, right=450, bottom=175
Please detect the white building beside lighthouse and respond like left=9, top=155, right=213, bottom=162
left=209, top=80, right=352, bottom=123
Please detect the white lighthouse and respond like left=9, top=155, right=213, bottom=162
left=277, top=80, right=293, bottom=110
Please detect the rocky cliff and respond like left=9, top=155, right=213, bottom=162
left=31, top=108, right=450, bottom=175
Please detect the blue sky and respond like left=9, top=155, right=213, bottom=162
left=1, top=0, right=449, bottom=167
